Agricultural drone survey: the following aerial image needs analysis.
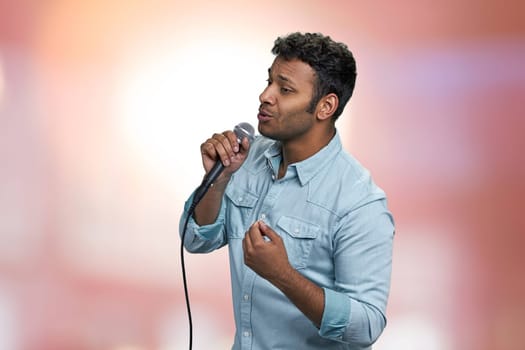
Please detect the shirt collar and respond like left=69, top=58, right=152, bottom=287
left=263, top=130, right=343, bottom=186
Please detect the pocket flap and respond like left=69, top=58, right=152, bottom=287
left=225, top=186, right=258, bottom=208
left=277, top=216, right=320, bottom=239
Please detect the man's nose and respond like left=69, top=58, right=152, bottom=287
left=259, top=85, right=276, bottom=105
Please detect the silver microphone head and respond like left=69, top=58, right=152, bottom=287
left=234, top=122, right=255, bottom=143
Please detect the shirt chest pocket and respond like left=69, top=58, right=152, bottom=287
left=225, top=186, right=259, bottom=239
left=276, top=216, right=320, bottom=270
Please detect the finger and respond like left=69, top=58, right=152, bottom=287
left=242, top=232, right=249, bottom=253
left=223, top=130, right=240, bottom=153
left=239, top=135, right=251, bottom=155
left=242, top=229, right=255, bottom=261
left=200, top=141, right=214, bottom=158
left=247, top=221, right=265, bottom=245
left=258, top=221, right=280, bottom=242
left=245, top=223, right=258, bottom=245
left=216, top=130, right=241, bottom=156
left=208, top=133, right=233, bottom=166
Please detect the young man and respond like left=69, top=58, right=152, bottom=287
left=180, top=32, right=394, bottom=349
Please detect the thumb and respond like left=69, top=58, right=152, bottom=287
left=258, top=220, right=279, bottom=240
left=239, top=136, right=251, bottom=155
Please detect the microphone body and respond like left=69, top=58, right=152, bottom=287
left=192, top=122, right=255, bottom=206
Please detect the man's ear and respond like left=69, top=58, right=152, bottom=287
left=316, top=93, right=339, bottom=121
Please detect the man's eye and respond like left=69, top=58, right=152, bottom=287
left=280, top=87, right=292, bottom=94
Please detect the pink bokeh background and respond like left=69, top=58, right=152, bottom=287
left=1, top=1, right=524, bottom=349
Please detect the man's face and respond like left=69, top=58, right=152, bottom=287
left=257, top=56, right=317, bottom=142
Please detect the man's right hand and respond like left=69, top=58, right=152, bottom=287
left=200, top=130, right=251, bottom=183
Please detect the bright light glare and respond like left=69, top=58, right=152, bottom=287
left=375, top=314, right=451, bottom=350
left=114, top=39, right=266, bottom=193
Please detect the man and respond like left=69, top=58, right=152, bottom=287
left=180, top=32, right=394, bottom=349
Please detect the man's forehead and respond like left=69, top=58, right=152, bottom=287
left=268, top=57, right=315, bottom=83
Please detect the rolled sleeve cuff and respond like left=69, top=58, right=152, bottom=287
left=183, top=192, right=226, bottom=240
left=319, top=287, right=351, bottom=341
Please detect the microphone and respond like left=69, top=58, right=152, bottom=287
left=192, top=122, right=255, bottom=206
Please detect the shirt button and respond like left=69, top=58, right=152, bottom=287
left=243, top=331, right=250, bottom=337
left=238, top=197, right=243, bottom=202
left=260, top=214, right=266, bottom=219
left=243, top=294, right=249, bottom=301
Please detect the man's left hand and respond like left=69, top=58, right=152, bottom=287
left=242, top=220, right=292, bottom=282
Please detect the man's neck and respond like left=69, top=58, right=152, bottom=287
left=277, top=127, right=336, bottom=179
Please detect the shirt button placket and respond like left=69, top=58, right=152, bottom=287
left=240, top=272, right=256, bottom=349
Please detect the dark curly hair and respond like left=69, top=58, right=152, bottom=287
left=271, top=32, right=357, bottom=121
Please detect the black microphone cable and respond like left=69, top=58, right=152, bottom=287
left=179, top=122, right=254, bottom=350
left=180, top=200, right=198, bottom=350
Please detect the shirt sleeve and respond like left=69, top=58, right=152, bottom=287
left=179, top=191, right=229, bottom=253
left=318, top=198, right=394, bottom=347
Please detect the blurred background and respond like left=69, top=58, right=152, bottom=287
left=1, top=0, right=524, bottom=349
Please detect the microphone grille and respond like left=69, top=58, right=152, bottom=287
left=234, top=122, right=255, bottom=143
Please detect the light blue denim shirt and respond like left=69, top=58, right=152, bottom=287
left=180, top=131, right=394, bottom=350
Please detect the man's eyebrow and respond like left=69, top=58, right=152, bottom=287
left=267, top=68, right=293, bottom=83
